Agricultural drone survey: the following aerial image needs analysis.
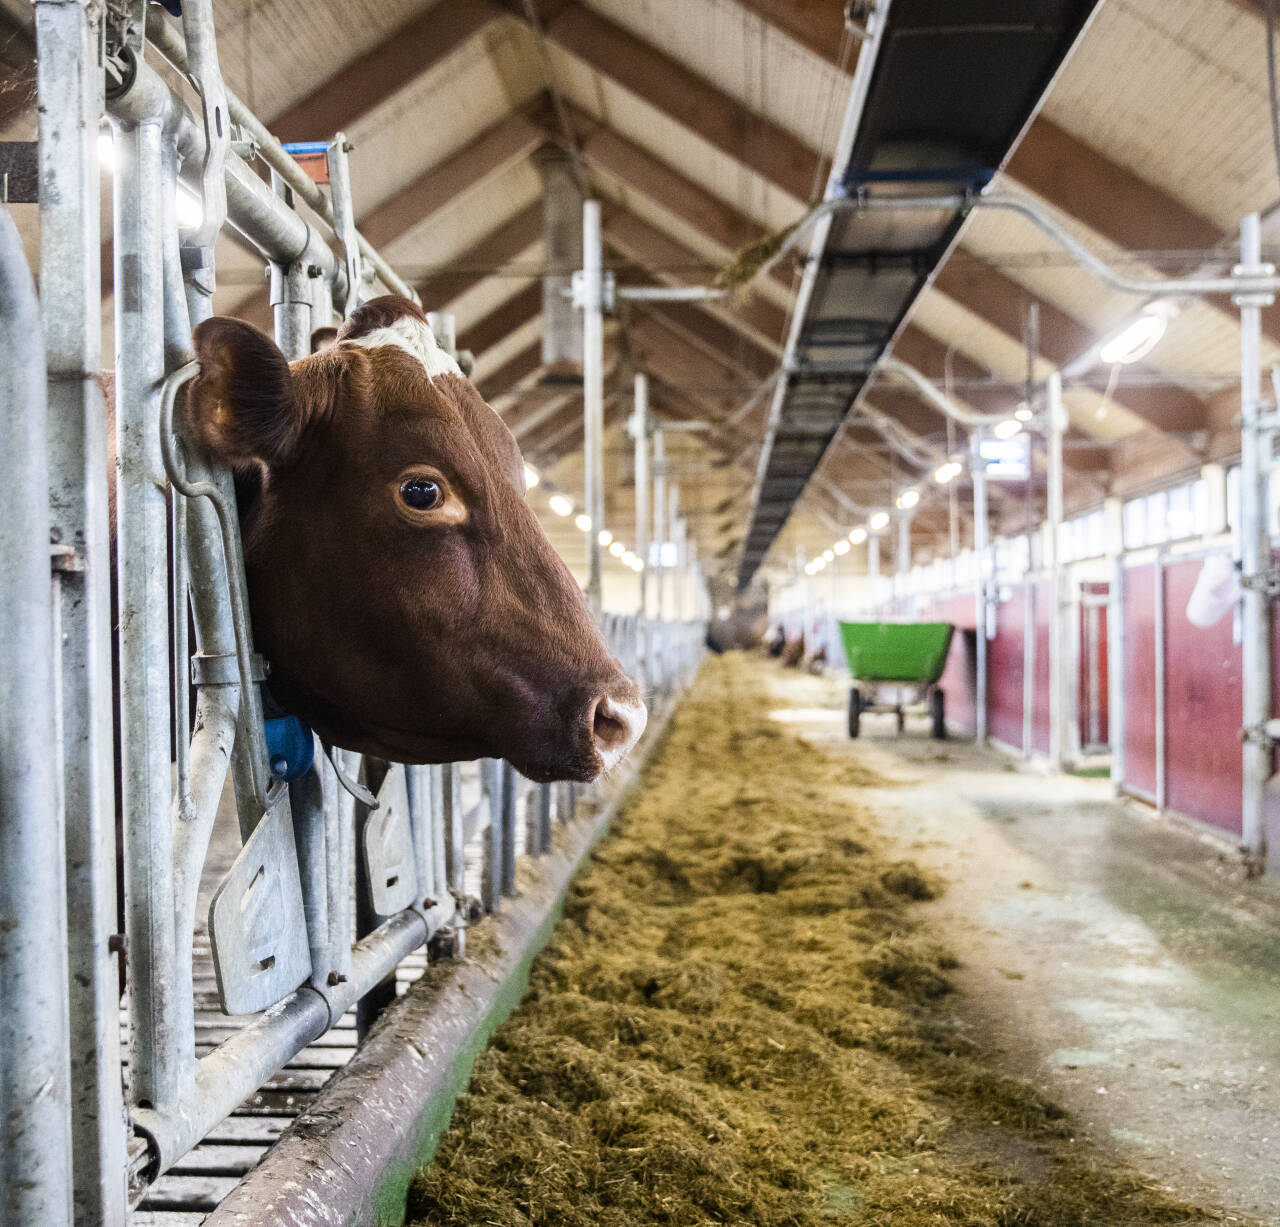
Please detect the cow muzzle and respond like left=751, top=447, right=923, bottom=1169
left=586, top=678, right=647, bottom=775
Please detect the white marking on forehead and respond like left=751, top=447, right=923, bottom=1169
left=344, top=316, right=461, bottom=379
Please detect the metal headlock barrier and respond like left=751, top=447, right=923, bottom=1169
left=2, top=3, right=705, bottom=1223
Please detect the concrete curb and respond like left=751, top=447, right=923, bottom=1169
left=202, top=707, right=674, bottom=1227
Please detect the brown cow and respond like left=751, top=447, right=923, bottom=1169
left=184, top=296, right=644, bottom=783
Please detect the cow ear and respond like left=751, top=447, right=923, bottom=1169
left=310, top=326, right=339, bottom=353
left=188, top=317, right=304, bottom=469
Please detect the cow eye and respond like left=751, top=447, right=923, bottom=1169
left=399, top=477, right=442, bottom=511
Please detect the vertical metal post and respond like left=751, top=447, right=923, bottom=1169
left=327, top=133, right=362, bottom=317
left=653, top=426, right=667, bottom=685
left=500, top=762, right=517, bottom=898
left=972, top=432, right=989, bottom=744
left=1047, top=372, right=1067, bottom=771
left=1110, top=555, right=1126, bottom=793
left=581, top=199, right=605, bottom=612
left=439, top=764, right=465, bottom=897
left=1022, top=576, right=1035, bottom=759
left=115, top=113, right=183, bottom=1114
left=35, top=2, right=127, bottom=1220
left=896, top=514, right=911, bottom=616
left=868, top=533, right=880, bottom=611
left=633, top=374, right=650, bottom=679
left=269, top=172, right=312, bottom=360
left=0, top=200, right=74, bottom=1227
left=1236, top=213, right=1274, bottom=867
left=1155, top=552, right=1167, bottom=812
left=481, top=759, right=503, bottom=914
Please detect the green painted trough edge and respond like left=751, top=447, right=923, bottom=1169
left=202, top=698, right=680, bottom=1227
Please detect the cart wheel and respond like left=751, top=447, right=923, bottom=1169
left=930, top=688, right=947, bottom=740
left=895, top=706, right=905, bottom=735
left=848, top=688, right=861, bottom=738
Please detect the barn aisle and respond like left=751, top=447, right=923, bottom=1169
left=762, top=663, right=1280, bottom=1221
left=405, top=654, right=1233, bottom=1226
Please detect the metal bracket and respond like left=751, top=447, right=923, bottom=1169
left=190, top=650, right=269, bottom=686
left=208, top=783, right=312, bottom=1015
left=361, top=764, right=419, bottom=917
left=49, top=542, right=86, bottom=573
left=179, top=0, right=230, bottom=251
left=1241, top=722, right=1277, bottom=747
left=571, top=267, right=616, bottom=312
left=1240, top=568, right=1280, bottom=599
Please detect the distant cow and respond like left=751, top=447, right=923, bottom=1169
left=184, top=296, right=645, bottom=782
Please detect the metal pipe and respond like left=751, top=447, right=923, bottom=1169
left=34, top=2, right=127, bottom=1220
left=133, top=907, right=428, bottom=1176
left=654, top=426, right=667, bottom=627
left=107, top=52, right=346, bottom=299
left=972, top=432, right=989, bottom=744
left=854, top=191, right=1280, bottom=300
left=1236, top=212, right=1274, bottom=866
left=1046, top=372, right=1066, bottom=770
left=0, top=197, right=74, bottom=1227
left=143, top=8, right=417, bottom=303
left=582, top=200, right=605, bottom=611
left=114, top=112, right=183, bottom=1116
left=615, top=285, right=728, bottom=301
left=878, top=357, right=1010, bottom=427
left=1022, top=567, right=1035, bottom=759
left=178, top=0, right=230, bottom=251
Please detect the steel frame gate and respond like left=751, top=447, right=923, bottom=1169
left=1, top=4, right=706, bottom=1223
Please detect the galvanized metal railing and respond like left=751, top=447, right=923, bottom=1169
left=2, top=4, right=708, bottom=1224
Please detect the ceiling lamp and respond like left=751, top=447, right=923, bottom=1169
left=933, top=460, right=962, bottom=484
left=833, top=539, right=850, bottom=555
left=869, top=511, right=890, bottom=532
left=1098, top=306, right=1171, bottom=366
left=524, top=464, right=540, bottom=489
left=849, top=527, right=868, bottom=545
left=992, top=418, right=1022, bottom=439
left=896, top=488, right=920, bottom=510
left=609, top=541, right=626, bottom=557
left=574, top=513, right=592, bottom=532
left=548, top=493, right=573, bottom=517
left=598, top=529, right=613, bottom=547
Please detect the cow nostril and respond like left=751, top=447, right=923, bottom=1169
left=588, top=690, right=647, bottom=771
left=593, top=698, right=628, bottom=751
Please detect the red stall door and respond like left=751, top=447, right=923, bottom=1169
left=987, top=585, right=1026, bottom=749
left=1122, top=563, right=1157, bottom=801
left=1079, top=582, right=1109, bottom=752
left=1163, top=555, right=1242, bottom=838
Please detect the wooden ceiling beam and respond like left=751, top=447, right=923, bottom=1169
left=418, top=202, right=543, bottom=310
left=270, top=1, right=502, bottom=143
left=729, top=0, right=852, bottom=67
left=477, top=341, right=540, bottom=403
left=514, top=0, right=820, bottom=202
left=456, top=281, right=541, bottom=360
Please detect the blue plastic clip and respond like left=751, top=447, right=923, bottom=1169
left=265, top=715, right=315, bottom=781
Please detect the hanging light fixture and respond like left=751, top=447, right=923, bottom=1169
left=548, top=494, right=573, bottom=517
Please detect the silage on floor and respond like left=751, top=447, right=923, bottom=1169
left=408, top=654, right=1227, bottom=1227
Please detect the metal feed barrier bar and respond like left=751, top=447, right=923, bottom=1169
left=1, top=4, right=706, bottom=1223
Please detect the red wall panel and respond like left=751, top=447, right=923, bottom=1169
left=987, top=585, right=1026, bottom=749
left=1163, top=555, right=1243, bottom=836
left=1122, top=564, right=1157, bottom=799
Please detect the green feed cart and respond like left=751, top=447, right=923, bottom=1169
left=837, top=620, right=955, bottom=739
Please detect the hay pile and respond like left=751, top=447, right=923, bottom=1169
left=408, top=654, right=1225, bottom=1226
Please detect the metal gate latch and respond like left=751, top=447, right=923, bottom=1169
left=1240, top=568, right=1280, bottom=598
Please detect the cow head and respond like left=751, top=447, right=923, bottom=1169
left=185, top=296, right=645, bottom=782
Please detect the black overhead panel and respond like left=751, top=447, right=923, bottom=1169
left=736, top=0, right=1099, bottom=588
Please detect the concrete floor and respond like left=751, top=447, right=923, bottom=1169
left=765, top=667, right=1280, bottom=1222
